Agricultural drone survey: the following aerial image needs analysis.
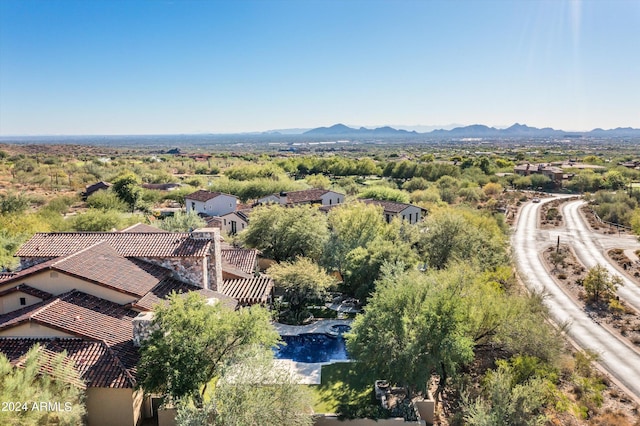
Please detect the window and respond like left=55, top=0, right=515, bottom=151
left=20, top=297, right=26, bottom=306
left=191, top=202, right=196, bottom=210
left=329, top=199, right=332, bottom=205
left=385, top=214, right=390, bottom=223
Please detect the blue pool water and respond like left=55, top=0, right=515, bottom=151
left=274, top=334, right=349, bottom=363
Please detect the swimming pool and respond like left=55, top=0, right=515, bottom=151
left=274, top=333, right=349, bottom=363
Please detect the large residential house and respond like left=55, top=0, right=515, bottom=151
left=362, top=199, right=426, bottom=225
left=513, top=163, right=564, bottom=185
left=0, top=226, right=271, bottom=426
left=258, top=189, right=345, bottom=207
left=185, top=190, right=237, bottom=217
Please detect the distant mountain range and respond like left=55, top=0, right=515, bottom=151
left=302, top=123, right=640, bottom=138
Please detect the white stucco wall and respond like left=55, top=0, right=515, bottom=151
left=186, top=194, right=237, bottom=216
left=0, top=292, right=43, bottom=315
left=320, top=191, right=345, bottom=206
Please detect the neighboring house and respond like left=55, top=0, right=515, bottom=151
left=82, top=181, right=111, bottom=200
left=362, top=199, right=426, bottom=224
left=0, top=228, right=240, bottom=426
left=257, top=189, right=345, bottom=206
left=218, top=210, right=249, bottom=235
left=185, top=190, right=237, bottom=216
left=513, top=163, right=564, bottom=184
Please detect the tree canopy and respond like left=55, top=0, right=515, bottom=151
left=137, top=292, right=280, bottom=405
left=240, top=204, right=329, bottom=262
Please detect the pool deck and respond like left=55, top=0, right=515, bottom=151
left=273, top=319, right=354, bottom=384
left=273, top=318, right=353, bottom=337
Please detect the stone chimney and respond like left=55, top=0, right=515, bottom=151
left=190, top=227, right=223, bottom=291
left=132, top=312, right=156, bottom=347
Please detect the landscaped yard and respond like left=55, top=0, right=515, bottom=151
left=306, top=362, right=388, bottom=419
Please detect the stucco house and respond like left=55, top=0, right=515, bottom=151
left=185, top=190, right=237, bottom=217
left=258, top=189, right=345, bottom=207
left=217, top=210, right=249, bottom=235
left=362, top=199, right=426, bottom=224
left=0, top=226, right=277, bottom=426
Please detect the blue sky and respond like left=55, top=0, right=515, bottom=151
left=1, top=0, right=639, bottom=135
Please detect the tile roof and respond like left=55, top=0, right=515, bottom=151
left=0, top=338, right=136, bottom=388
left=133, top=277, right=237, bottom=311
left=15, top=232, right=211, bottom=258
left=3, top=242, right=172, bottom=298
left=0, top=284, right=53, bottom=300
left=119, top=223, right=167, bottom=233
left=221, top=248, right=257, bottom=275
left=222, top=276, right=274, bottom=305
left=283, top=189, right=331, bottom=204
left=0, top=291, right=137, bottom=349
left=185, top=190, right=226, bottom=202
left=361, top=199, right=421, bottom=213
left=48, top=242, right=171, bottom=297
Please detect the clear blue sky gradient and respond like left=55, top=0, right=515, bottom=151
left=1, top=0, right=639, bottom=135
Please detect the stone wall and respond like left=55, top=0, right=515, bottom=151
left=140, top=257, right=206, bottom=289
left=132, top=312, right=156, bottom=347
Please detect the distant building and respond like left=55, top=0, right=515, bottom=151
left=82, top=181, right=111, bottom=200
left=141, top=183, right=181, bottom=191
left=514, top=163, right=564, bottom=184
left=361, top=199, right=426, bottom=224
left=185, top=190, right=237, bottom=217
left=257, top=189, right=345, bottom=206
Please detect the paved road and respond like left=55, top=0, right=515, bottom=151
left=512, top=197, right=640, bottom=399
left=560, top=200, right=640, bottom=312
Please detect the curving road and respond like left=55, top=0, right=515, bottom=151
left=560, top=200, right=640, bottom=312
left=512, top=197, right=640, bottom=399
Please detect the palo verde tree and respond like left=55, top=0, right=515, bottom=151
left=137, top=292, right=280, bottom=406
left=583, top=264, right=623, bottom=303
left=240, top=204, right=329, bottom=262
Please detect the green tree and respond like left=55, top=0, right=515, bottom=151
left=305, top=174, right=331, bottom=189
left=69, top=208, right=123, bottom=231
left=583, top=264, right=623, bottom=303
left=0, top=344, right=86, bottom=426
left=0, top=192, right=30, bottom=214
left=347, top=266, right=475, bottom=400
left=176, top=348, right=313, bottom=426
left=463, top=360, right=548, bottom=426
left=268, top=258, right=336, bottom=324
left=112, top=172, right=143, bottom=212
left=358, top=186, right=410, bottom=203
left=240, top=204, right=329, bottom=262
left=137, top=292, right=279, bottom=405
left=86, top=189, right=128, bottom=211
left=418, top=208, right=508, bottom=270
left=159, top=210, right=207, bottom=232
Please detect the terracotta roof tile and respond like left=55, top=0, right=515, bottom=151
left=16, top=232, right=211, bottom=258
left=222, top=276, right=273, bottom=305
left=221, top=248, right=257, bottom=275
left=0, top=284, right=53, bottom=300
left=284, top=189, right=330, bottom=204
left=361, top=199, right=422, bottom=213
left=133, top=277, right=237, bottom=311
left=0, top=338, right=136, bottom=388
left=0, top=291, right=136, bottom=348
left=119, top=223, right=167, bottom=233
left=185, top=190, right=226, bottom=202
left=49, top=242, right=170, bottom=297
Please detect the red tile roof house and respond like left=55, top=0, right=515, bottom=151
left=0, top=227, right=271, bottom=426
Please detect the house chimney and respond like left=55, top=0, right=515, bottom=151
left=132, top=312, right=156, bottom=347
